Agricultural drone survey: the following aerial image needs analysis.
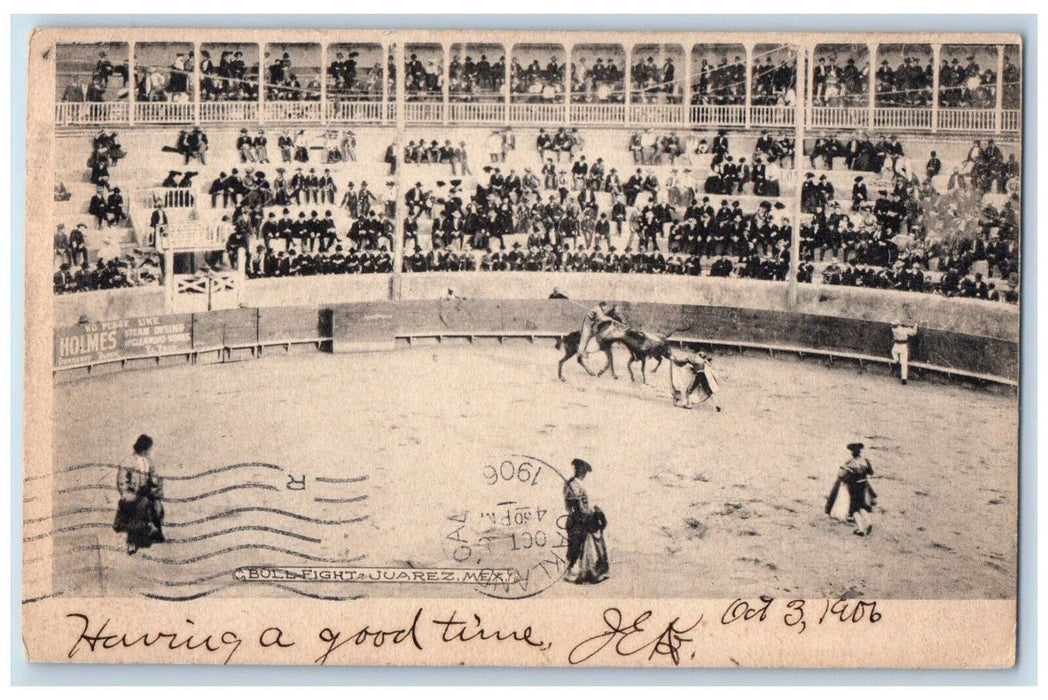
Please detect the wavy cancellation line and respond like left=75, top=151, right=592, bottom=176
left=25, top=522, right=328, bottom=544
left=314, top=474, right=370, bottom=484
left=57, top=482, right=282, bottom=502
left=61, top=542, right=362, bottom=565
left=26, top=461, right=290, bottom=483
left=27, top=505, right=369, bottom=528
left=166, top=508, right=368, bottom=528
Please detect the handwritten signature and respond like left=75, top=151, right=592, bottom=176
left=568, top=607, right=702, bottom=666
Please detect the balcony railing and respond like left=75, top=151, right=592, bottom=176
left=55, top=96, right=1018, bottom=136
left=509, top=102, right=567, bottom=124
left=938, top=108, right=998, bottom=133
left=261, top=100, right=323, bottom=123
left=199, top=101, right=260, bottom=123
left=325, top=100, right=384, bottom=123
left=629, top=103, right=685, bottom=125
left=1001, top=110, right=1021, bottom=133
left=750, top=105, right=795, bottom=128
left=135, top=101, right=195, bottom=124
left=448, top=101, right=507, bottom=124
left=873, top=107, right=933, bottom=131
left=570, top=102, right=626, bottom=124
left=808, top=106, right=870, bottom=129
left=689, top=104, right=746, bottom=126
left=56, top=101, right=130, bottom=125
left=403, top=101, right=445, bottom=123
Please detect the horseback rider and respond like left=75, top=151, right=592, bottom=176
left=579, top=301, right=625, bottom=358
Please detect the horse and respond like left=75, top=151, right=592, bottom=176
left=556, top=325, right=687, bottom=383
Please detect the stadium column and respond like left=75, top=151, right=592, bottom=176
left=381, top=42, right=390, bottom=126
left=683, top=44, right=692, bottom=120
left=442, top=44, right=450, bottom=126
left=503, top=43, right=513, bottom=126
left=867, top=42, right=877, bottom=129
left=128, top=40, right=136, bottom=126
left=564, top=41, right=574, bottom=125
left=320, top=43, right=327, bottom=125
left=804, top=43, right=814, bottom=112
left=163, top=247, right=174, bottom=311
left=192, top=42, right=201, bottom=125
left=931, top=44, right=941, bottom=133
left=257, top=42, right=265, bottom=125
left=391, top=40, right=407, bottom=301
left=787, top=42, right=807, bottom=310
left=744, top=42, right=753, bottom=129
left=994, top=44, right=1005, bottom=134
left=624, top=43, right=632, bottom=127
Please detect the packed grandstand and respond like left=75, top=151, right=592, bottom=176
left=52, top=36, right=1021, bottom=305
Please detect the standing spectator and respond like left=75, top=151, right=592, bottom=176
left=890, top=318, right=919, bottom=385
left=926, top=150, right=942, bottom=183
left=150, top=205, right=168, bottom=245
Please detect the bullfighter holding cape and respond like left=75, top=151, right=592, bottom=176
left=563, top=458, right=610, bottom=585
left=668, top=348, right=721, bottom=411
left=825, top=442, right=878, bottom=536
left=113, top=434, right=166, bottom=555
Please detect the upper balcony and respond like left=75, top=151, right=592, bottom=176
left=53, top=37, right=1021, bottom=136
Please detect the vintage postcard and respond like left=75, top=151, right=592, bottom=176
left=23, top=26, right=1020, bottom=667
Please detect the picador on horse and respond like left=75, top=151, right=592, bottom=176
left=558, top=300, right=680, bottom=382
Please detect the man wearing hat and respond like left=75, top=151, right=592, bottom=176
left=889, top=318, right=919, bottom=385
left=53, top=262, right=75, bottom=294
left=54, top=224, right=71, bottom=267
left=563, top=458, right=609, bottom=585
left=185, top=126, right=208, bottom=165
left=253, top=130, right=270, bottom=164
left=319, top=169, right=337, bottom=205
left=278, top=130, right=294, bottom=163
left=66, top=224, right=88, bottom=267
left=106, top=187, right=125, bottom=225
left=236, top=128, right=255, bottom=163
left=826, top=443, right=876, bottom=536
left=850, top=176, right=868, bottom=212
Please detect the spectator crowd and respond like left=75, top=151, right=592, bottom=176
left=54, top=120, right=1020, bottom=305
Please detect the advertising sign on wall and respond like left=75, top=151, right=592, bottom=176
left=53, top=314, right=193, bottom=368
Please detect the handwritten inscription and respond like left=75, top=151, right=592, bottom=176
left=61, top=599, right=883, bottom=665
left=720, top=597, right=882, bottom=636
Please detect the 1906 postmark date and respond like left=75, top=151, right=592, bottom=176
left=443, top=455, right=571, bottom=599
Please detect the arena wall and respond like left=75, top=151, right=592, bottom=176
left=53, top=276, right=1019, bottom=383
left=55, top=272, right=1018, bottom=341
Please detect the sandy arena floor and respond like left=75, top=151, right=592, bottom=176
left=31, top=341, right=1018, bottom=601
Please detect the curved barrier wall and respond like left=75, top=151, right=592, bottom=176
left=57, top=273, right=1019, bottom=342
left=53, top=289, right=1018, bottom=385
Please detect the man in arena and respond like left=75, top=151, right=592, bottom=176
left=578, top=301, right=622, bottom=359
left=889, top=318, right=919, bottom=385
left=668, top=348, right=721, bottom=412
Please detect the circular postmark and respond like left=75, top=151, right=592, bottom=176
left=442, top=454, right=570, bottom=599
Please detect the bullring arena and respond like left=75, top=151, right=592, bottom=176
left=26, top=30, right=1020, bottom=605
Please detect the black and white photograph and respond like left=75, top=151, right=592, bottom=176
left=22, top=26, right=1023, bottom=668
